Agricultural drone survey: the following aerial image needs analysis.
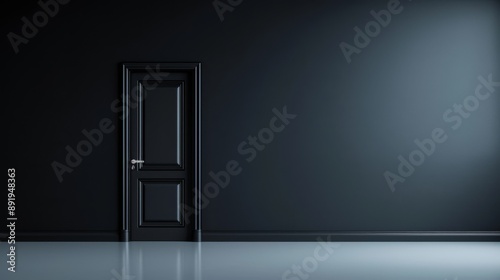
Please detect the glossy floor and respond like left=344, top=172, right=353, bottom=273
left=1, top=242, right=499, bottom=280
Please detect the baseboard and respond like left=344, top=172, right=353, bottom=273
left=201, top=231, right=500, bottom=241
left=0, top=231, right=120, bottom=241
left=2, top=230, right=498, bottom=241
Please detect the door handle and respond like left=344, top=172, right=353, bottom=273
left=131, top=159, right=145, bottom=164
left=130, top=159, right=144, bottom=170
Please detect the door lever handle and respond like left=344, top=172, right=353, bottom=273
left=131, top=159, right=145, bottom=164
left=131, top=159, right=144, bottom=169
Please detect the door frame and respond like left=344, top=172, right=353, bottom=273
left=121, top=62, right=202, bottom=241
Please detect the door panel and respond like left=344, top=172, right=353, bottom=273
left=122, top=63, right=201, bottom=241
left=140, top=180, right=183, bottom=226
left=140, top=82, right=184, bottom=169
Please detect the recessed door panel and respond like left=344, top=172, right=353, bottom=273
left=140, top=180, right=183, bottom=226
left=139, top=82, right=184, bottom=170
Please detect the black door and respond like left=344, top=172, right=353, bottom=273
left=122, top=63, right=201, bottom=241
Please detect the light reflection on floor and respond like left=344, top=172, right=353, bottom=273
left=1, top=242, right=499, bottom=280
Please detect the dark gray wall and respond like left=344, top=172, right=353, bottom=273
left=2, top=0, right=500, bottom=238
